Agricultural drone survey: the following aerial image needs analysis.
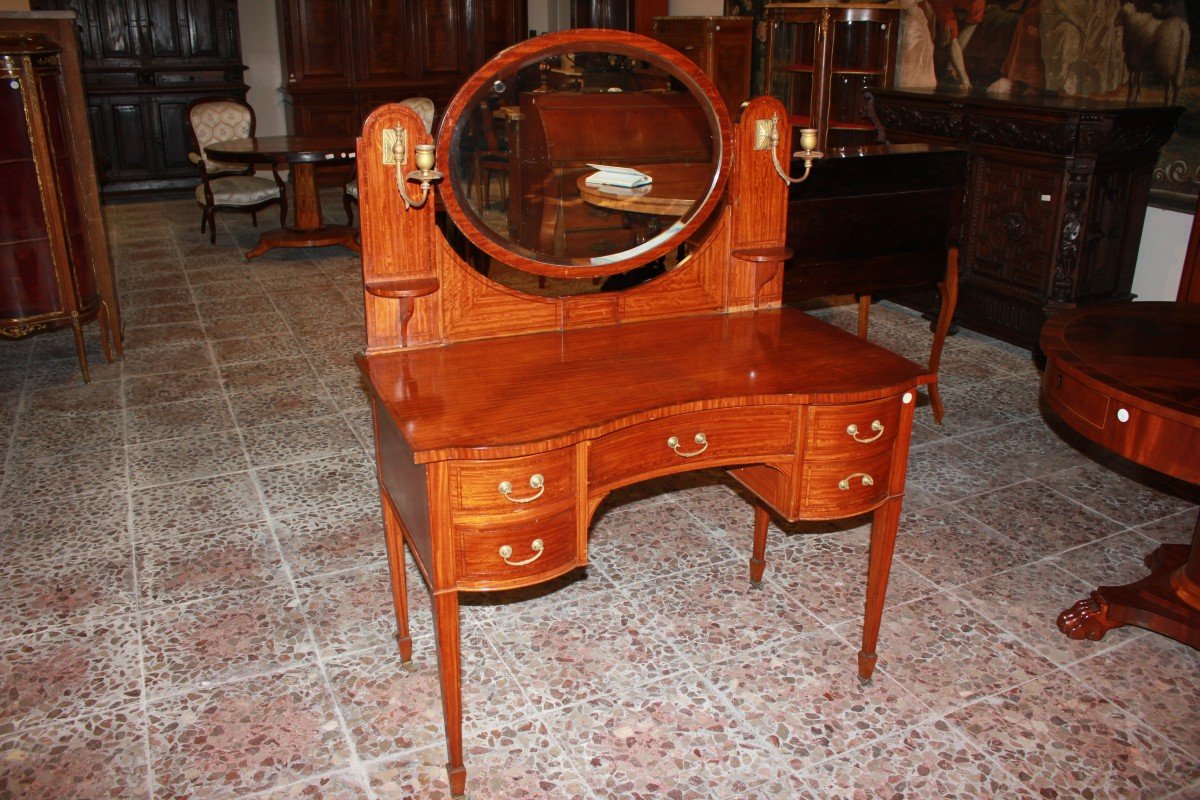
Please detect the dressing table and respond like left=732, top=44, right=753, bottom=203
left=355, top=30, right=934, bottom=796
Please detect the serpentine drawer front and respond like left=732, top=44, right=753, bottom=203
left=799, top=447, right=893, bottom=517
left=1042, top=362, right=1109, bottom=434
left=454, top=506, right=578, bottom=589
left=806, top=398, right=901, bottom=458
left=587, top=406, right=798, bottom=491
left=450, top=448, right=576, bottom=518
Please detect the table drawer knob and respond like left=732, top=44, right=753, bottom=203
left=667, top=432, right=709, bottom=457
left=497, top=473, right=545, bottom=503
left=498, top=539, right=544, bottom=566
left=846, top=420, right=884, bottom=443
left=1116, top=408, right=1130, bottom=423
left=838, top=472, right=875, bottom=491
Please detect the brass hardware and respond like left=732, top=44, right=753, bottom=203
left=754, top=118, right=775, bottom=151
left=667, top=432, right=709, bottom=457
left=766, top=115, right=823, bottom=185
left=846, top=420, right=884, bottom=443
left=498, top=473, right=545, bottom=503
left=499, top=538, right=544, bottom=566
left=381, top=127, right=407, bottom=166
left=838, top=473, right=875, bottom=491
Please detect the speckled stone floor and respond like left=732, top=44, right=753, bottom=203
left=2, top=194, right=1199, bottom=799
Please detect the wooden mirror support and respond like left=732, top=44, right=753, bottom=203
left=356, top=29, right=935, bottom=796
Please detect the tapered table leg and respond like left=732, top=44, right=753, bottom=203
left=381, top=496, right=412, bottom=661
left=433, top=590, right=466, bottom=797
left=859, top=498, right=902, bottom=683
left=750, top=503, right=768, bottom=584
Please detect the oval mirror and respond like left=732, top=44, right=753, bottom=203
left=436, top=30, right=733, bottom=288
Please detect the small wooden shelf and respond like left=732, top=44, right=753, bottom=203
left=365, top=276, right=440, bottom=345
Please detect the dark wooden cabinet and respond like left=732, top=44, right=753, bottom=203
left=867, top=87, right=1182, bottom=350
left=277, top=0, right=524, bottom=160
left=30, top=0, right=247, bottom=194
left=651, top=16, right=752, bottom=116
left=572, top=0, right=667, bottom=36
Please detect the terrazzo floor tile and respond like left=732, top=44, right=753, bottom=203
left=588, top=499, right=743, bottom=585
left=228, top=382, right=344, bottom=428
left=638, top=558, right=818, bottom=663
left=1, top=490, right=130, bottom=557
left=0, top=445, right=127, bottom=506
left=366, top=726, right=593, bottom=800
left=959, top=479, right=1125, bottom=556
left=459, top=566, right=619, bottom=628
left=0, top=546, right=137, bottom=639
left=148, top=667, right=350, bottom=799
left=248, top=772, right=373, bottom=799
left=894, top=504, right=1035, bottom=588
left=927, top=378, right=1035, bottom=437
left=11, top=408, right=124, bottom=458
left=211, top=332, right=305, bottom=365
left=124, top=396, right=236, bottom=444
left=487, top=592, right=694, bottom=714
left=294, top=564, right=410, bottom=658
left=1040, top=461, right=1197, bottom=528
left=902, top=439, right=1026, bottom=510
left=1048, top=529, right=1166, bottom=588
left=130, top=472, right=266, bottom=539
left=325, top=626, right=530, bottom=760
left=784, top=718, right=1037, bottom=799
left=0, top=708, right=149, bottom=800
left=140, top=585, right=311, bottom=698
left=201, top=310, right=292, bottom=339
left=219, top=355, right=320, bottom=393
left=952, top=558, right=1144, bottom=667
left=135, top=522, right=286, bottom=608
left=860, top=592, right=1056, bottom=714
left=20, top=378, right=123, bottom=417
left=954, top=416, right=1097, bottom=478
left=255, top=451, right=376, bottom=518
left=123, top=365, right=223, bottom=407
left=127, top=428, right=248, bottom=488
left=704, top=627, right=930, bottom=768
left=1136, top=509, right=1200, bottom=544
left=119, top=320, right=207, bottom=349
left=767, top=528, right=938, bottom=626
left=1076, top=635, right=1200, bottom=758
left=0, top=616, right=141, bottom=732
left=122, top=285, right=194, bottom=308
left=272, top=501, right=388, bottom=578
left=241, top=415, right=362, bottom=469
left=948, top=673, right=1200, bottom=799
left=549, top=670, right=787, bottom=799
left=122, top=302, right=201, bottom=328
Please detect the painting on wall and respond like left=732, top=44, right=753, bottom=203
left=896, top=0, right=1200, bottom=209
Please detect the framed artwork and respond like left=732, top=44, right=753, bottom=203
left=898, top=0, right=1198, bottom=209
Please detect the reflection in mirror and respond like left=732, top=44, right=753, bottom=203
left=444, top=44, right=722, bottom=294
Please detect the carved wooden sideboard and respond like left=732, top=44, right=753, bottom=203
left=355, top=30, right=934, bottom=796
left=866, top=87, right=1182, bottom=350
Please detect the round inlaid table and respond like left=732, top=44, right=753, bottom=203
left=205, top=135, right=360, bottom=259
left=1041, top=301, right=1200, bottom=648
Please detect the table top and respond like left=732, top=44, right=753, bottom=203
left=1041, top=302, right=1200, bottom=426
left=359, top=307, right=933, bottom=462
left=577, top=162, right=712, bottom=216
left=205, top=135, right=357, bottom=165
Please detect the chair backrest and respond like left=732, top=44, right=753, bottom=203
left=400, top=97, right=435, bottom=134
left=187, top=98, right=256, bottom=173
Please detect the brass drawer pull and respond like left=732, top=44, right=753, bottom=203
left=498, top=538, right=544, bottom=566
left=846, top=420, right=884, bottom=443
left=838, top=472, right=875, bottom=491
left=667, top=432, right=709, bottom=457
left=497, top=473, right=545, bottom=503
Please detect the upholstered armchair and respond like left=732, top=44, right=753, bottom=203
left=344, top=97, right=435, bottom=226
left=186, top=98, right=287, bottom=245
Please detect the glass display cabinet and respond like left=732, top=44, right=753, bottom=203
left=764, top=1, right=901, bottom=151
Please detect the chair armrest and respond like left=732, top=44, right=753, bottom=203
left=188, top=152, right=203, bottom=165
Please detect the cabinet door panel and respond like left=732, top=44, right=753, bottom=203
left=100, top=98, right=153, bottom=180
left=351, top=0, right=411, bottom=83
left=287, top=0, right=349, bottom=83
left=181, top=0, right=225, bottom=60
left=94, top=0, right=139, bottom=62
left=470, top=0, right=524, bottom=68
left=966, top=158, right=1059, bottom=297
left=141, top=0, right=186, bottom=60
left=152, top=96, right=196, bottom=175
left=415, top=0, right=467, bottom=77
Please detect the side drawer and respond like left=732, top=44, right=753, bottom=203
left=455, top=506, right=579, bottom=589
left=588, top=406, right=797, bottom=489
left=1043, top=362, right=1108, bottom=434
left=450, top=448, right=575, bottom=518
left=799, top=446, right=893, bottom=519
left=806, top=397, right=901, bottom=460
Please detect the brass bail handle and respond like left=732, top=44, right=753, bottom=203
left=667, top=432, right=709, bottom=457
left=846, top=420, right=884, bottom=443
left=497, top=473, right=545, bottom=503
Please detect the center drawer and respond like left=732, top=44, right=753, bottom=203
left=588, top=406, right=797, bottom=490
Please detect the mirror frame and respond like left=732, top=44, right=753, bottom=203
left=436, top=29, right=734, bottom=280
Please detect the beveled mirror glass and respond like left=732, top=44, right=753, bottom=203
left=436, top=30, right=732, bottom=288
